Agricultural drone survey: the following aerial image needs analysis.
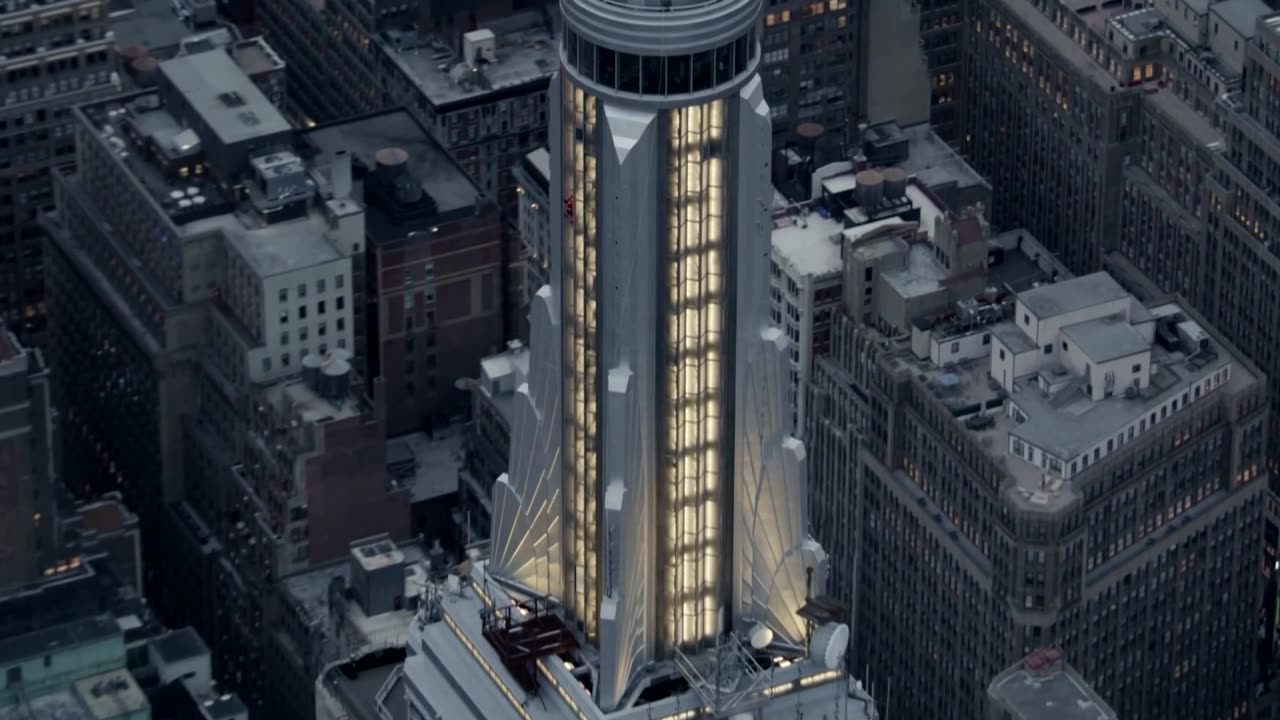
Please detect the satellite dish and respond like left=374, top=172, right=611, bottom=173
left=749, top=623, right=774, bottom=650
left=809, top=622, right=849, bottom=670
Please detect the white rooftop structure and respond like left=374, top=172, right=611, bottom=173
left=770, top=203, right=843, bottom=432
left=159, top=50, right=292, bottom=145
left=352, top=538, right=404, bottom=573
left=477, top=341, right=532, bottom=422
left=771, top=214, right=844, bottom=280
left=904, top=271, right=1253, bottom=511
left=525, top=147, right=551, bottom=183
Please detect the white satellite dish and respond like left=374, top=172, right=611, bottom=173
left=748, top=623, right=774, bottom=650
left=809, top=622, right=849, bottom=670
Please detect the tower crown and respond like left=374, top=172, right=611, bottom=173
left=560, top=0, right=762, bottom=105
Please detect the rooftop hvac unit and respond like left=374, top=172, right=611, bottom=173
left=1176, top=320, right=1210, bottom=355
left=463, top=29, right=498, bottom=65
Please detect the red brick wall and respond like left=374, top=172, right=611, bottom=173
left=375, top=211, right=506, bottom=435
left=304, top=404, right=411, bottom=564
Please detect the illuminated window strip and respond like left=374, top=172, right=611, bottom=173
left=800, top=669, right=842, bottom=687
left=761, top=669, right=842, bottom=699
left=662, top=99, right=727, bottom=650
left=561, top=80, right=601, bottom=639
left=536, top=659, right=590, bottom=720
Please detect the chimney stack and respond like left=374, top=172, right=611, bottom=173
left=332, top=150, right=352, bottom=199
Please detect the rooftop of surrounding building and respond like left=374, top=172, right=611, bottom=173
left=387, top=427, right=464, bottom=504
left=895, top=272, right=1254, bottom=511
left=76, top=498, right=137, bottom=536
left=988, top=0, right=1119, bottom=88
left=279, top=542, right=429, bottom=636
left=380, top=10, right=560, bottom=109
left=1020, top=0, right=1264, bottom=136
left=987, top=229, right=1070, bottom=292
left=320, top=647, right=408, bottom=720
left=1076, top=0, right=1130, bottom=32
left=0, top=615, right=118, bottom=665
left=1112, top=2, right=1248, bottom=84
left=479, top=341, right=530, bottom=392
left=516, top=147, right=552, bottom=196
left=1212, top=0, right=1271, bottom=36
left=190, top=208, right=348, bottom=277
left=783, top=120, right=987, bottom=208
left=148, top=679, right=250, bottom=720
left=771, top=209, right=845, bottom=280
left=476, top=341, right=531, bottom=425
left=1001, top=308, right=1235, bottom=460
left=0, top=552, right=154, bottom=646
left=879, top=241, right=949, bottom=298
left=260, top=365, right=364, bottom=426
left=1018, top=272, right=1129, bottom=318
left=401, top=561, right=877, bottom=720
left=1140, top=79, right=1224, bottom=148
left=109, top=0, right=225, bottom=57
left=1111, top=7, right=1166, bottom=40
left=72, top=668, right=149, bottom=720
left=781, top=164, right=953, bottom=274
left=160, top=50, right=291, bottom=145
left=988, top=648, right=1117, bottom=720
left=230, top=38, right=285, bottom=75
left=895, top=122, right=990, bottom=195
left=525, top=147, right=550, bottom=182
left=0, top=690, right=92, bottom=720
left=352, top=537, right=404, bottom=572
left=80, top=57, right=363, bottom=281
left=149, top=627, right=209, bottom=665
left=301, top=109, right=482, bottom=239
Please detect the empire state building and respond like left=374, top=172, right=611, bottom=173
left=401, top=0, right=877, bottom=716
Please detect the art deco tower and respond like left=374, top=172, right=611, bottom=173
left=489, top=0, right=828, bottom=711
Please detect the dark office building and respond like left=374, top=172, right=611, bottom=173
left=918, top=0, right=964, bottom=142
left=959, top=0, right=1147, bottom=274
left=0, top=1, right=115, bottom=342
left=1112, top=8, right=1280, bottom=474
left=759, top=0, right=863, bottom=152
left=0, top=330, right=54, bottom=590
left=255, top=0, right=400, bottom=124
left=808, top=271, right=1268, bottom=720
